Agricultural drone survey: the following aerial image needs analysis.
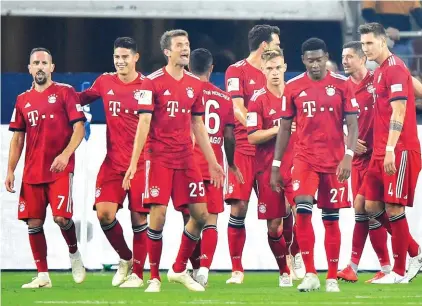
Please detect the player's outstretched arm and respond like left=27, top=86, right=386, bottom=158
left=224, top=125, right=244, bottom=184
left=337, top=114, right=358, bottom=182
left=248, top=126, right=279, bottom=145
left=270, top=118, right=292, bottom=192
left=122, top=113, right=152, bottom=190
left=233, top=97, right=248, bottom=127
left=5, top=132, right=25, bottom=193
left=384, top=99, right=406, bottom=175
left=51, top=121, right=85, bottom=173
left=192, top=116, right=224, bottom=188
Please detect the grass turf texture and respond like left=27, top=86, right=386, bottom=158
left=1, top=272, right=422, bottom=306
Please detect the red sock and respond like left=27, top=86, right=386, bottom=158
left=296, top=203, right=316, bottom=274
left=228, top=215, right=246, bottom=272
left=268, top=232, right=290, bottom=275
left=389, top=213, right=409, bottom=276
left=173, top=228, right=200, bottom=273
left=147, top=228, right=163, bottom=281
left=132, top=224, right=148, bottom=279
left=368, top=221, right=391, bottom=267
left=350, top=214, right=369, bottom=266
left=60, top=219, right=78, bottom=254
left=101, top=219, right=132, bottom=260
left=28, top=226, right=48, bottom=272
left=323, top=215, right=341, bottom=279
left=189, top=239, right=201, bottom=270
left=375, top=210, right=418, bottom=257
left=200, top=225, right=218, bottom=269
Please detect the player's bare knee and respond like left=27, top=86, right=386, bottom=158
left=365, top=200, right=384, bottom=215
left=267, top=218, right=282, bottom=236
left=385, top=203, right=404, bottom=217
left=354, top=195, right=366, bottom=215
left=231, top=200, right=248, bottom=217
left=97, top=210, right=116, bottom=225
left=27, top=218, right=44, bottom=228
left=53, top=216, right=69, bottom=227
left=130, top=211, right=147, bottom=227
left=205, top=213, right=218, bottom=226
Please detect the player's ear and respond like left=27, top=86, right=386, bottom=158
left=283, top=63, right=287, bottom=72
left=50, top=63, right=55, bottom=73
left=134, top=52, right=140, bottom=62
left=164, top=49, right=171, bottom=58
left=209, top=64, right=214, bottom=75
left=27, top=64, right=31, bottom=74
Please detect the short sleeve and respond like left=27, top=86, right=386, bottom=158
left=137, top=77, right=155, bottom=114
left=384, top=65, right=410, bottom=103
left=9, top=97, right=26, bottom=132
left=281, top=86, right=296, bottom=119
left=78, top=75, right=102, bottom=106
left=247, top=97, right=263, bottom=135
left=192, top=84, right=205, bottom=116
left=225, top=65, right=244, bottom=99
left=343, top=81, right=359, bottom=114
left=63, top=87, right=87, bottom=125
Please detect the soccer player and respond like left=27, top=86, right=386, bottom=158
left=270, top=38, right=359, bottom=292
left=337, top=41, right=392, bottom=283
left=247, top=49, right=294, bottom=287
left=5, top=48, right=86, bottom=288
left=225, top=24, right=296, bottom=284
left=359, top=23, right=422, bottom=284
left=185, top=48, right=243, bottom=286
left=77, top=37, right=149, bottom=287
left=123, top=30, right=224, bottom=293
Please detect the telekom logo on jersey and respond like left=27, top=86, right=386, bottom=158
left=28, top=110, right=39, bottom=126
left=167, top=101, right=179, bottom=117
left=109, top=101, right=121, bottom=117
left=303, top=101, right=317, bottom=118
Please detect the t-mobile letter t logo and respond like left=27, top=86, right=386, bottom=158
left=167, top=101, right=179, bottom=117
left=109, top=101, right=121, bottom=117
left=28, top=110, right=39, bottom=126
left=303, top=101, right=316, bottom=118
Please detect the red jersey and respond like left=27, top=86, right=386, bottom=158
left=347, top=71, right=375, bottom=170
left=247, top=87, right=295, bottom=173
left=78, top=72, right=145, bottom=172
left=372, top=54, right=420, bottom=159
left=9, top=82, right=86, bottom=184
left=285, top=71, right=359, bottom=173
left=193, top=82, right=234, bottom=180
left=225, top=59, right=266, bottom=156
left=137, top=68, right=205, bottom=169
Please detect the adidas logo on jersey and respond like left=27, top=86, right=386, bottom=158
left=299, top=91, right=307, bottom=97
left=269, top=109, right=276, bottom=115
left=164, top=89, right=171, bottom=96
left=107, top=89, right=114, bottom=95
left=249, top=79, right=256, bottom=85
left=24, top=102, right=31, bottom=108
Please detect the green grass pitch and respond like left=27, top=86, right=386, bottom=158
left=1, top=271, right=422, bottom=306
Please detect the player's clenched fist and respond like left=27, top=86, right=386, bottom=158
left=209, top=162, right=225, bottom=188
left=5, top=172, right=15, bottom=193
left=122, top=164, right=137, bottom=190
left=270, top=167, right=283, bottom=193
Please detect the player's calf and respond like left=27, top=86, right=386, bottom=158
left=227, top=200, right=248, bottom=277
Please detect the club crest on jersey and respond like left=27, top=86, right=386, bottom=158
left=186, top=87, right=194, bottom=98
left=48, top=94, right=57, bottom=104
left=292, top=180, right=300, bottom=191
left=366, top=83, right=375, bottom=94
left=19, top=201, right=26, bottom=212
left=133, top=89, right=142, bottom=101
left=325, top=85, right=335, bottom=97
left=95, top=188, right=101, bottom=198
left=258, top=203, right=267, bottom=214
left=228, top=183, right=234, bottom=194
left=150, top=186, right=160, bottom=197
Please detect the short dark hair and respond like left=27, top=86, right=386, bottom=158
left=114, top=37, right=137, bottom=52
left=301, top=38, right=327, bottom=54
left=358, top=22, right=387, bottom=37
left=343, top=41, right=365, bottom=58
left=248, top=25, right=280, bottom=52
left=261, top=49, right=284, bottom=62
left=160, top=29, right=189, bottom=52
left=30, top=47, right=52, bottom=57
left=190, top=48, right=213, bottom=76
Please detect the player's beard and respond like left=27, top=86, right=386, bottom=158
left=34, top=71, right=48, bottom=85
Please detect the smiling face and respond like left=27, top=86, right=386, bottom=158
left=165, top=35, right=190, bottom=67
left=113, top=47, right=139, bottom=76
left=302, top=49, right=328, bottom=80
left=28, top=51, right=54, bottom=85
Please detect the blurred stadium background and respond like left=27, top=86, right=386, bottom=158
left=1, top=0, right=422, bottom=275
